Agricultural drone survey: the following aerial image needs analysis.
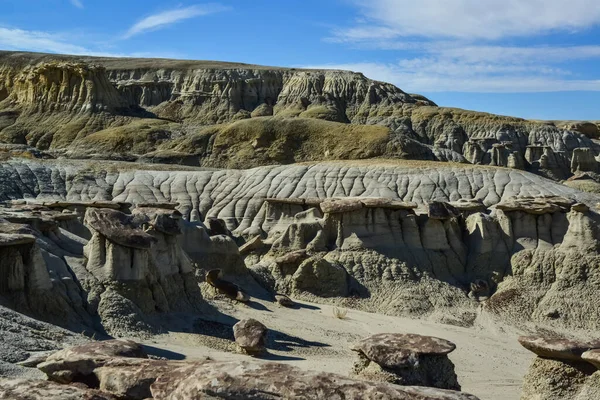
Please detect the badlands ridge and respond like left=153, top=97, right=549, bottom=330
left=0, top=51, right=600, bottom=399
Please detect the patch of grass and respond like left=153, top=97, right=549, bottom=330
left=333, top=307, right=348, bottom=319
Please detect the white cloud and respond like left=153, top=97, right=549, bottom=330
left=0, top=27, right=188, bottom=59
left=70, top=0, right=83, bottom=9
left=301, top=58, right=600, bottom=93
left=124, top=4, right=229, bottom=39
left=0, top=27, right=89, bottom=55
left=341, top=0, right=600, bottom=40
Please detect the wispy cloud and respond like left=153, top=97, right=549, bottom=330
left=0, top=27, right=89, bottom=55
left=320, top=0, right=600, bottom=93
left=339, top=0, right=600, bottom=40
left=70, top=0, right=83, bottom=9
left=123, top=4, right=229, bottom=39
left=302, top=60, right=600, bottom=93
left=0, top=27, right=187, bottom=59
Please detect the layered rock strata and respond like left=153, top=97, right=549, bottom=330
left=1, top=51, right=599, bottom=179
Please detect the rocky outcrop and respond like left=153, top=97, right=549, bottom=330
left=0, top=51, right=597, bottom=180
left=519, top=335, right=600, bottom=400
left=2, top=159, right=600, bottom=331
left=23, top=339, right=480, bottom=400
left=0, top=198, right=214, bottom=339
left=351, top=333, right=460, bottom=390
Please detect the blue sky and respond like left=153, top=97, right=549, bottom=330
left=1, top=0, right=600, bottom=120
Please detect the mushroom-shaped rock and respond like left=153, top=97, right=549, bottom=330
left=351, top=333, right=460, bottom=390
left=38, top=339, right=148, bottom=383
left=427, top=202, right=460, bottom=220
left=85, top=208, right=156, bottom=249
left=519, top=336, right=600, bottom=400
left=233, top=318, right=268, bottom=355
left=518, top=336, right=600, bottom=361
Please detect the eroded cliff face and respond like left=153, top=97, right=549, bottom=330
left=1, top=158, right=600, bottom=332
left=0, top=51, right=598, bottom=180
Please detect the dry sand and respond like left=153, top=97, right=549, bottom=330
left=140, top=296, right=533, bottom=400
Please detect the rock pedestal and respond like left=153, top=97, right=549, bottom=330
left=519, top=335, right=600, bottom=400
left=351, top=333, right=461, bottom=390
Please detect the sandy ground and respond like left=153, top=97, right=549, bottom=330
left=142, top=297, right=533, bottom=400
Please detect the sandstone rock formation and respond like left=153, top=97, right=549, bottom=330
left=351, top=333, right=460, bottom=390
left=519, top=335, right=600, bottom=400
left=2, top=159, right=600, bottom=332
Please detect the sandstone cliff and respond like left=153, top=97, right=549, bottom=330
left=1, top=51, right=598, bottom=180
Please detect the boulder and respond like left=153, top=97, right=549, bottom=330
left=38, top=339, right=148, bottom=383
left=233, top=318, right=268, bottom=355
left=275, top=293, right=295, bottom=307
left=205, top=269, right=249, bottom=302
left=0, top=379, right=117, bottom=400
left=150, top=359, right=479, bottom=400
left=351, top=333, right=460, bottom=390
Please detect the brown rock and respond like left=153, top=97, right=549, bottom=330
left=320, top=198, right=363, bottom=214
left=351, top=333, right=456, bottom=369
left=205, top=269, right=248, bottom=302
left=518, top=336, right=600, bottom=361
left=150, top=359, right=479, bottom=400
left=206, top=217, right=229, bottom=236
left=238, top=235, right=263, bottom=255
left=496, top=196, right=576, bottom=214
left=275, top=293, right=295, bottom=307
left=38, top=339, right=148, bottom=383
left=233, top=318, right=268, bottom=355
left=360, top=198, right=418, bottom=210
left=0, top=379, right=117, bottom=400
left=84, top=208, right=156, bottom=249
